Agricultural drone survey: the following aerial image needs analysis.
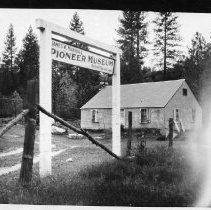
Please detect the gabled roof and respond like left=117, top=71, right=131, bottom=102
left=81, top=79, right=185, bottom=109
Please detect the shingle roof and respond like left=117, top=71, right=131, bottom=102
left=81, top=79, right=185, bottom=109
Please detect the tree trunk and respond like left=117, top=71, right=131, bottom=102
left=0, top=109, right=29, bottom=138
left=37, top=104, right=121, bottom=160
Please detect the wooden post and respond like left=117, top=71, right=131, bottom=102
left=127, top=111, right=132, bottom=156
left=168, top=118, right=174, bottom=147
left=14, top=101, right=17, bottom=117
left=112, top=53, right=121, bottom=156
left=36, top=18, right=122, bottom=166
left=0, top=109, right=29, bottom=138
left=38, top=25, right=52, bottom=177
left=37, top=104, right=121, bottom=160
left=19, top=80, right=38, bottom=184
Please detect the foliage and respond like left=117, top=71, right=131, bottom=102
left=75, top=68, right=101, bottom=108
left=120, top=45, right=145, bottom=84
left=117, top=11, right=148, bottom=84
left=0, top=66, right=17, bottom=95
left=2, top=24, right=17, bottom=71
left=69, top=12, right=101, bottom=108
left=14, top=26, right=39, bottom=99
left=172, top=32, right=211, bottom=101
left=145, top=31, right=211, bottom=104
left=69, top=12, right=85, bottom=35
left=0, top=24, right=18, bottom=96
left=153, top=12, right=181, bottom=78
left=0, top=146, right=199, bottom=206
left=52, top=12, right=101, bottom=116
left=188, top=32, right=210, bottom=65
left=16, top=26, right=39, bottom=81
left=0, top=91, right=23, bottom=118
left=53, top=71, right=78, bottom=119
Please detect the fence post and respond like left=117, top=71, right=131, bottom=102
left=127, top=111, right=132, bottom=156
left=19, top=80, right=38, bottom=185
left=168, top=118, right=174, bottom=147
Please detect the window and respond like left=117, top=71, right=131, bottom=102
left=173, top=109, right=179, bottom=121
left=192, top=109, right=196, bottom=122
left=91, top=109, right=98, bottom=123
left=183, top=88, right=187, bottom=96
left=140, top=108, right=149, bottom=123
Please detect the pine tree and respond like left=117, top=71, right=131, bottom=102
left=16, top=25, right=39, bottom=80
left=117, top=11, right=148, bottom=84
left=188, top=32, right=210, bottom=65
left=184, top=32, right=211, bottom=99
left=69, top=12, right=85, bottom=35
left=153, top=12, right=181, bottom=79
left=69, top=12, right=100, bottom=108
left=53, top=12, right=101, bottom=113
left=0, top=24, right=18, bottom=95
left=2, top=24, right=17, bottom=71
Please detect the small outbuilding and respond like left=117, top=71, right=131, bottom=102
left=81, top=79, right=202, bottom=131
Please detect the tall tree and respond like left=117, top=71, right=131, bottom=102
left=117, top=11, right=148, bottom=84
left=185, top=32, right=211, bottom=99
left=170, top=32, right=211, bottom=101
left=16, top=25, right=39, bottom=80
left=2, top=24, right=17, bottom=71
left=188, top=32, right=210, bottom=66
left=69, top=12, right=100, bottom=108
left=153, top=12, right=181, bottom=79
left=69, top=12, right=85, bottom=34
left=54, top=71, right=78, bottom=119
left=52, top=12, right=101, bottom=114
left=0, top=24, right=18, bottom=95
left=14, top=26, right=39, bottom=100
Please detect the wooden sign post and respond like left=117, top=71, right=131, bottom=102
left=19, top=80, right=38, bottom=184
left=36, top=19, right=121, bottom=177
left=168, top=118, right=174, bottom=147
left=127, top=111, right=132, bottom=156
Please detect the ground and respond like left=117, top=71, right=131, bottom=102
left=0, top=123, right=188, bottom=178
left=0, top=123, right=203, bottom=206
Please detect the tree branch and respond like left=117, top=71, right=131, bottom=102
left=37, top=104, right=121, bottom=160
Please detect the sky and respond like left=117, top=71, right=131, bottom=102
left=0, top=9, right=211, bottom=68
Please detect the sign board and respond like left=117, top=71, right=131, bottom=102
left=37, top=18, right=121, bottom=177
left=51, top=39, right=115, bottom=74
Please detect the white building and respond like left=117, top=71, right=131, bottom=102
left=81, top=79, right=202, bottom=131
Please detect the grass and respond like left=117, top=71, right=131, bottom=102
left=0, top=124, right=201, bottom=206
left=0, top=144, right=200, bottom=206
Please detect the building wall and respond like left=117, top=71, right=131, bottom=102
left=164, top=81, right=202, bottom=130
left=81, top=82, right=202, bottom=131
left=81, top=108, right=112, bottom=129
left=81, top=107, right=165, bottom=130
left=123, top=108, right=165, bottom=129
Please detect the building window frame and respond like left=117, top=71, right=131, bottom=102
left=183, top=88, right=187, bottom=96
left=173, top=108, right=180, bottom=121
left=140, top=108, right=149, bottom=124
left=91, top=109, right=98, bottom=123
